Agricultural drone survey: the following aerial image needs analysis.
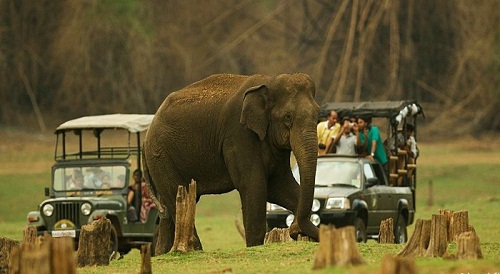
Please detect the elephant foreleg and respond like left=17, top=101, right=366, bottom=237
left=239, top=189, right=268, bottom=247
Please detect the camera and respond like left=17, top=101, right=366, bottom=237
left=318, top=143, right=326, bottom=149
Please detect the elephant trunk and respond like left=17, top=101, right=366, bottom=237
left=290, top=127, right=319, bottom=241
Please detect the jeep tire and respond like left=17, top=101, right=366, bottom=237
left=394, top=213, right=408, bottom=244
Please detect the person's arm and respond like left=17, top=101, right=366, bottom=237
left=127, top=189, right=134, bottom=204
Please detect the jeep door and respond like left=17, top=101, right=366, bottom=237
left=362, top=163, right=394, bottom=234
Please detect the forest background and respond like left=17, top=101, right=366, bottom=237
left=0, top=0, right=498, bottom=139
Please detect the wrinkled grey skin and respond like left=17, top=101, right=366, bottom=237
left=143, top=73, right=320, bottom=253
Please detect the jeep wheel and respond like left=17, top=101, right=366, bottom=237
left=354, top=217, right=367, bottom=243
left=394, top=213, right=408, bottom=244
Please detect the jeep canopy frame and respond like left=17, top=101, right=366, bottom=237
left=54, top=114, right=154, bottom=169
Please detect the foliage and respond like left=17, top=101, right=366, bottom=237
left=0, top=0, right=498, bottom=136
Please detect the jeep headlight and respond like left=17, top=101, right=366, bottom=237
left=310, top=214, right=320, bottom=226
left=285, top=214, right=294, bottom=227
left=325, top=198, right=350, bottom=209
left=42, top=204, right=54, bottom=217
left=311, top=199, right=321, bottom=212
left=81, top=203, right=92, bottom=216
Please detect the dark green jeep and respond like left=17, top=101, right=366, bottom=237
left=266, top=100, right=423, bottom=243
left=27, top=114, right=159, bottom=256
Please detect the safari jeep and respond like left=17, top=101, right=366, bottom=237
left=266, top=100, right=423, bottom=243
left=27, top=114, right=159, bottom=256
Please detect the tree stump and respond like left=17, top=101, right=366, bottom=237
left=378, top=218, right=394, bottom=244
left=450, top=210, right=469, bottom=242
left=438, top=209, right=454, bottom=242
left=425, top=214, right=448, bottom=257
left=456, top=230, right=483, bottom=260
left=140, top=244, right=152, bottom=274
left=313, top=225, right=364, bottom=269
left=22, top=227, right=38, bottom=246
left=0, top=237, right=20, bottom=273
left=379, top=254, right=416, bottom=274
left=8, top=234, right=75, bottom=274
left=396, top=219, right=431, bottom=257
left=264, top=228, right=292, bottom=244
left=77, top=217, right=112, bottom=267
left=170, top=180, right=197, bottom=253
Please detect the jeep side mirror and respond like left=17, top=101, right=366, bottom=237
left=44, top=187, right=50, bottom=197
left=365, top=177, right=378, bottom=188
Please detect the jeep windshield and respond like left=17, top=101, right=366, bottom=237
left=53, top=165, right=127, bottom=191
left=292, top=160, right=361, bottom=188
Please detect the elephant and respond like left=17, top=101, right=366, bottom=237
left=142, top=73, right=320, bottom=253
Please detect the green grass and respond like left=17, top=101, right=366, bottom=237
left=0, top=133, right=499, bottom=273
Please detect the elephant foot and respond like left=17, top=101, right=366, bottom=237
left=289, top=223, right=300, bottom=240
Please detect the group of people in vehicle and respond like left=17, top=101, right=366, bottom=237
left=317, top=110, right=419, bottom=173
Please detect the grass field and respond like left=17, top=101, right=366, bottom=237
left=0, top=130, right=499, bottom=273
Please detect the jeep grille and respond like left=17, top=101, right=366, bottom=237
left=55, top=203, right=81, bottom=226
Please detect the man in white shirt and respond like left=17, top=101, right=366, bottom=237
left=332, top=117, right=358, bottom=155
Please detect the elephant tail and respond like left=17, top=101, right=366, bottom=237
left=142, top=146, right=167, bottom=219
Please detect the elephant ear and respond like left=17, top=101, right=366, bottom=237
left=240, top=84, right=269, bottom=141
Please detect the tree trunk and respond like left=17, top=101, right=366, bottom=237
left=425, top=214, right=448, bottom=257
left=77, top=217, right=112, bottom=267
left=22, top=227, right=38, bottom=246
left=140, top=244, right=153, bottom=274
left=0, top=237, right=20, bottom=273
left=378, top=218, right=394, bottom=244
left=379, top=254, right=416, bottom=274
left=313, top=225, right=364, bottom=269
left=264, top=228, right=292, bottom=244
left=450, top=210, right=469, bottom=242
left=8, top=234, right=75, bottom=274
left=456, top=230, right=483, bottom=260
left=170, top=180, right=197, bottom=253
left=438, top=209, right=454, bottom=242
left=396, top=219, right=431, bottom=257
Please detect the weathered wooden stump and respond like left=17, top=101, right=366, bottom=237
left=22, top=226, right=38, bottom=246
left=425, top=214, right=448, bottom=257
left=8, top=234, right=75, bottom=274
left=438, top=209, right=454, bottom=242
left=313, top=225, right=364, bottom=269
left=0, top=237, right=20, bottom=273
left=264, top=228, right=292, bottom=243
left=456, top=229, right=483, bottom=260
left=170, top=180, right=197, bottom=253
left=379, top=254, right=416, bottom=274
left=77, top=217, right=112, bottom=267
left=450, top=210, right=469, bottom=242
left=396, top=219, right=431, bottom=257
left=378, top=218, right=394, bottom=244
left=140, top=244, right=152, bottom=274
